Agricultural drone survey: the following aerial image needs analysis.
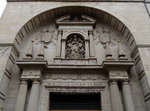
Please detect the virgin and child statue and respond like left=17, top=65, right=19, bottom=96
left=66, top=34, right=85, bottom=59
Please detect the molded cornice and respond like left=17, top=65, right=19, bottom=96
left=7, top=0, right=144, bottom=2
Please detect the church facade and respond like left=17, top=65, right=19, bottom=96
left=0, top=0, right=150, bottom=111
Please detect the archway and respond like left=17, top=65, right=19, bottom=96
left=4, top=6, right=147, bottom=111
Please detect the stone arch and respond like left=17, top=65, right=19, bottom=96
left=63, top=31, right=88, bottom=40
left=14, top=6, right=137, bottom=59
left=2, top=5, right=149, bottom=111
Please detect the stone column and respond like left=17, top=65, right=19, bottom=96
left=14, top=80, right=28, bottom=111
left=89, top=31, right=95, bottom=58
left=27, top=80, right=40, bottom=111
left=56, top=30, right=62, bottom=58
left=110, top=80, right=123, bottom=111
left=122, top=81, right=135, bottom=111
left=61, top=40, right=66, bottom=58
left=85, top=40, right=89, bottom=58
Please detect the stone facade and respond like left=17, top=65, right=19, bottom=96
left=0, top=0, right=150, bottom=111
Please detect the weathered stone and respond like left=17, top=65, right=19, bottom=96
left=0, top=1, right=149, bottom=111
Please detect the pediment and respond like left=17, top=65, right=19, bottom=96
left=56, top=15, right=96, bottom=26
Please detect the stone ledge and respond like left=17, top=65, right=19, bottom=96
left=7, top=0, right=144, bottom=2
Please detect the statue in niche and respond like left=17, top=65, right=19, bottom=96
left=66, top=34, right=85, bottom=59
left=34, top=27, right=57, bottom=46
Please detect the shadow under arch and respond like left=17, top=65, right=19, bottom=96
left=14, top=6, right=137, bottom=57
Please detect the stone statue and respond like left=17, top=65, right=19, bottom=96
left=71, top=36, right=80, bottom=58
left=66, top=34, right=85, bottom=59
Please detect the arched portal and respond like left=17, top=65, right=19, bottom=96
left=14, top=6, right=136, bottom=55
left=2, top=5, right=147, bottom=111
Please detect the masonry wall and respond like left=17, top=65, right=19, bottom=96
left=0, top=1, right=150, bottom=111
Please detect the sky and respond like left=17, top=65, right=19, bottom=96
left=0, top=0, right=7, bottom=18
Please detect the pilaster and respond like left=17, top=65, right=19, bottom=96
left=89, top=30, right=95, bottom=58
left=56, top=30, right=63, bottom=58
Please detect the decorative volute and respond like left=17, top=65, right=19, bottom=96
left=105, top=42, right=114, bottom=60
left=118, top=41, right=128, bottom=60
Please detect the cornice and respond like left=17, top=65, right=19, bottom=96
left=7, top=0, right=144, bottom=2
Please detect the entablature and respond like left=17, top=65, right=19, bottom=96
left=16, top=59, right=134, bottom=70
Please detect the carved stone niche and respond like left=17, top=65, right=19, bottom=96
left=54, top=14, right=97, bottom=65
left=65, top=34, right=85, bottom=59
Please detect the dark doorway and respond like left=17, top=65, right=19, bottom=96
left=49, top=93, right=101, bottom=111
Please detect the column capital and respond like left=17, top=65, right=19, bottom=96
left=122, top=80, right=130, bottom=85
left=88, top=30, right=93, bottom=35
left=20, top=80, right=28, bottom=84
left=58, top=30, right=63, bottom=35
left=32, top=79, right=42, bottom=84
left=109, top=79, right=117, bottom=84
left=20, top=79, right=28, bottom=83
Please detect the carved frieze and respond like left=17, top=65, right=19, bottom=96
left=47, top=88, right=103, bottom=93
left=54, top=59, right=97, bottom=65
left=43, top=73, right=105, bottom=80
left=46, top=81, right=104, bottom=87
left=45, top=81, right=106, bottom=93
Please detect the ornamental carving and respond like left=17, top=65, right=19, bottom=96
left=66, top=34, right=85, bottom=59
left=47, top=88, right=103, bottom=93
left=94, top=28, right=117, bottom=47
left=34, top=27, right=58, bottom=46
left=43, top=73, right=105, bottom=80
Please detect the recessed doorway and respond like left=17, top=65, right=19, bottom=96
left=49, top=93, right=101, bottom=111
